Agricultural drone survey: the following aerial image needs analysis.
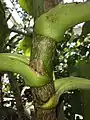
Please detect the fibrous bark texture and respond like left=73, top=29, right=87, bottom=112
left=30, top=35, right=57, bottom=120
left=30, top=0, right=63, bottom=120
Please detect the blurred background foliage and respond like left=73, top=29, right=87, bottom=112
left=0, top=0, right=90, bottom=120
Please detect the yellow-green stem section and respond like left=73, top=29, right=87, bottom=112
left=0, top=53, right=29, bottom=65
left=0, top=54, right=90, bottom=109
left=35, top=1, right=90, bottom=42
left=41, top=77, right=90, bottom=109
left=0, top=53, right=50, bottom=87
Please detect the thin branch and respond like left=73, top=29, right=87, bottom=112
left=8, top=28, right=33, bottom=37
left=6, top=14, right=12, bottom=22
left=6, top=34, right=19, bottom=46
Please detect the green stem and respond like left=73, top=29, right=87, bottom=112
left=0, top=53, right=50, bottom=87
left=41, top=77, right=90, bottom=109
left=35, top=1, right=90, bottom=42
left=1, top=54, right=90, bottom=110
left=8, top=28, right=32, bottom=37
left=0, top=53, right=29, bottom=65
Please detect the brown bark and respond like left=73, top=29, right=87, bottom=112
left=44, top=0, right=59, bottom=12
left=30, top=0, right=64, bottom=120
left=31, top=82, right=56, bottom=120
left=30, top=35, right=57, bottom=120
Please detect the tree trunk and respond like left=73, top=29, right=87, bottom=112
left=30, top=1, right=64, bottom=120
left=30, top=35, right=57, bottom=120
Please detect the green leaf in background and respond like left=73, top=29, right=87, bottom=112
left=18, top=0, right=32, bottom=15
left=82, top=21, right=90, bottom=36
left=75, top=60, right=90, bottom=79
left=17, top=36, right=32, bottom=56
left=73, top=60, right=90, bottom=120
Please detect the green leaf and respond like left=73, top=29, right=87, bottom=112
left=82, top=21, right=90, bottom=36
left=18, top=0, right=32, bottom=15
left=75, top=60, right=90, bottom=79
left=17, top=36, right=32, bottom=56
left=73, top=60, right=90, bottom=120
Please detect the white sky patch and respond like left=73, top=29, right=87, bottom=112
left=30, top=19, right=34, bottom=27
left=4, top=0, right=23, bottom=25
left=64, top=0, right=87, bottom=3
left=7, top=19, right=14, bottom=28
left=12, top=9, right=23, bottom=24
left=4, top=0, right=13, bottom=9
